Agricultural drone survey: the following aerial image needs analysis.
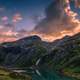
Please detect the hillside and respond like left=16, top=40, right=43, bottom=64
left=39, top=33, right=80, bottom=79
left=0, top=33, right=80, bottom=79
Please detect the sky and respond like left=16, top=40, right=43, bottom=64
left=0, top=0, right=80, bottom=42
left=0, top=0, right=53, bottom=31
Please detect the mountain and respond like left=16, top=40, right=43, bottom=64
left=0, top=35, right=48, bottom=67
left=39, top=33, right=80, bottom=79
left=0, top=33, right=80, bottom=79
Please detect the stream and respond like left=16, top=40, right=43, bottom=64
left=31, top=68, right=75, bottom=80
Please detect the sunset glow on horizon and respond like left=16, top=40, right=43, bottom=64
left=0, top=0, right=80, bottom=43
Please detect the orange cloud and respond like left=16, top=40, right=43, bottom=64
left=0, top=25, right=18, bottom=43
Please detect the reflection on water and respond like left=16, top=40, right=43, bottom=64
left=12, top=67, right=75, bottom=80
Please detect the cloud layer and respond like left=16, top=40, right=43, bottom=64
left=0, top=0, right=80, bottom=42
left=32, top=0, right=80, bottom=41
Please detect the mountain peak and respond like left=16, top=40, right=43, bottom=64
left=19, top=35, right=41, bottom=41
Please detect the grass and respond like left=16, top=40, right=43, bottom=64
left=63, top=67, right=80, bottom=80
left=0, top=67, right=31, bottom=80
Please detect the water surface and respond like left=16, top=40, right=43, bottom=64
left=32, top=68, right=75, bottom=80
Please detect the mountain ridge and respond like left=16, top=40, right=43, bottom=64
left=0, top=33, right=80, bottom=79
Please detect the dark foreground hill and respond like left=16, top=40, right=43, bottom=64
left=0, top=33, right=80, bottom=79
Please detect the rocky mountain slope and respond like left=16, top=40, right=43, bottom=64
left=39, top=33, right=80, bottom=79
left=0, top=33, right=80, bottom=79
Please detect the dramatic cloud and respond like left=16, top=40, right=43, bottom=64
left=32, top=0, right=80, bottom=41
left=34, top=0, right=69, bottom=34
left=0, top=0, right=80, bottom=42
